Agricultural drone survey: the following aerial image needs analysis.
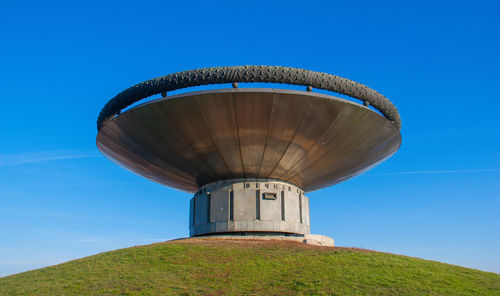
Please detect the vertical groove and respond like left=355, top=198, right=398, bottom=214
left=256, top=189, right=260, bottom=220
left=229, top=190, right=234, bottom=221
left=192, top=195, right=196, bottom=226
left=281, top=191, right=285, bottom=221
left=299, top=193, right=303, bottom=224
left=207, top=193, right=211, bottom=223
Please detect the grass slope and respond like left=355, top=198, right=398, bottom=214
left=1, top=238, right=499, bottom=295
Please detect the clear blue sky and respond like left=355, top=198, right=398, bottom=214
left=1, top=0, right=498, bottom=276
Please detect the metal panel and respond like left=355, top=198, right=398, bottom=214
left=233, top=91, right=274, bottom=177
left=197, top=92, right=243, bottom=177
left=210, top=190, right=229, bottom=223
left=97, top=88, right=401, bottom=193
left=233, top=188, right=257, bottom=221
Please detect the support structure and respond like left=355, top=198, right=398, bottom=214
left=190, top=179, right=310, bottom=237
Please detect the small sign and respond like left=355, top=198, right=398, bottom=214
left=263, top=192, right=277, bottom=200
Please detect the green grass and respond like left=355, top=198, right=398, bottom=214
left=1, top=239, right=499, bottom=295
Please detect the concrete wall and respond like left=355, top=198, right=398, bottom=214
left=189, top=179, right=310, bottom=236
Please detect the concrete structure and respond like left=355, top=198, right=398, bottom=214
left=186, top=234, right=335, bottom=247
left=96, top=66, right=403, bottom=246
left=190, top=179, right=309, bottom=236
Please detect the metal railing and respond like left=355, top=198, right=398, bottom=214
left=97, top=65, right=401, bottom=131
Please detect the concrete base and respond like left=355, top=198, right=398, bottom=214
left=189, top=233, right=334, bottom=247
left=190, top=179, right=310, bottom=236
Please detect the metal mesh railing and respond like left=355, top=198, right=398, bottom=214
left=97, top=65, right=401, bottom=131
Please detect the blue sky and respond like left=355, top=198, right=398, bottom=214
left=1, top=0, right=499, bottom=276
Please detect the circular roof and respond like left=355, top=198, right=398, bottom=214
left=97, top=88, right=401, bottom=192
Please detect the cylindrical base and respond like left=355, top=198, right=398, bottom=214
left=189, top=179, right=310, bottom=237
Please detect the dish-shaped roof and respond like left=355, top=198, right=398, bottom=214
left=97, top=88, right=401, bottom=192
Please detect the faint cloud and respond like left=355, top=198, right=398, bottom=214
left=0, top=150, right=100, bottom=167
left=372, top=169, right=500, bottom=176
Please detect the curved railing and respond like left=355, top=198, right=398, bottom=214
left=97, top=65, right=401, bottom=131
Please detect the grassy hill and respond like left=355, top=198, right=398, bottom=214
left=1, top=238, right=498, bottom=295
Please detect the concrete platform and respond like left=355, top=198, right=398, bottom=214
left=188, top=233, right=334, bottom=247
